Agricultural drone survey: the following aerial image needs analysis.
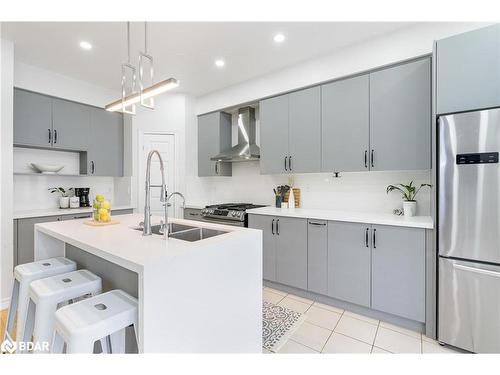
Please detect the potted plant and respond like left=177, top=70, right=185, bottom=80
left=48, top=187, right=71, bottom=209
left=386, top=181, right=431, bottom=217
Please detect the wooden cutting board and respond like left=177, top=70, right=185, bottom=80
left=83, top=220, right=120, bottom=226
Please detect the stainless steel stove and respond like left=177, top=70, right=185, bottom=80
left=200, top=203, right=266, bottom=227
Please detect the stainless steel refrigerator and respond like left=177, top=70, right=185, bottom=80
left=438, top=108, right=500, bottom=353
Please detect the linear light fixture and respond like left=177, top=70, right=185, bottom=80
left=105, top=78, right=180, bottom=112
left=105, top=21, right=179, bottom=114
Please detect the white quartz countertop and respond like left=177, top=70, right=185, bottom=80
left=34, top=213, right=260, bottom=272
left=246, top=207, right=434, bottom=229
left=14, top=205, right=135, bottom=219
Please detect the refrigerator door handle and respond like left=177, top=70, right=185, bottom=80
left=453, top=263, right=500, bottom=278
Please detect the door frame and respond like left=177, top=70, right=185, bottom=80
left=137, top=130, right=181, bottom=218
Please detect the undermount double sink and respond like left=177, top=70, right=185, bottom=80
left=133, top=222, right=228, bottom=242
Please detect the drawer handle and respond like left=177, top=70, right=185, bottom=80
left=453, top=264, right=500, bottom=278
left=188, top=212, right=199, bottom=216
left=309, top=222, right=326, bottom=226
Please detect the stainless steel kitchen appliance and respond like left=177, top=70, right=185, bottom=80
left=438, top=108, right=500, bottom=353
left=200, top=203, right=266, bottom=227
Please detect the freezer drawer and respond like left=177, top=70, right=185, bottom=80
left=439, top=257, right=500, bottom=353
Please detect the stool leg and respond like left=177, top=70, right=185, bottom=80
left=15, top=281, right=31, bottom=344
left=99, top=336, right=111, bottom=354
left=32, top=300, right=57, bottom=353
left=20, top=299, right=36, bottom=353
left=52, top=331, right=65, bottom=353
left=3, top=280, right=19, bottom=342
left=133, top=323, right=139, bottom=352
left=109, top=328, right=126, bottom=353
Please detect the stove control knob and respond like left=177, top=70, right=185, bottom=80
left=231, top=211, right=237, bottom=217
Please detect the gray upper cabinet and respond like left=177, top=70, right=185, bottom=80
left=259, top=94, right=289, bottom=174
left=52, top=98, right=90, bottom=151
left=88, top=108, right=123, bottom=176
left=371, top=225, right=425, bottom=322
left=275, top=217, right=308, bottom=290
left=369, top=58, right=431, bottom=171
left=198, top=112, right=232, bottom=177
left=307, top=219, right=328, bottom=295
left=437, top=24, right=500, bottom=114
left=14, top=89, right=53, bottom=147
left=289, top=87, right=321, bottom=173
left=248, top=214, right=277, bottom=282
left=321, top=75, right=370, bottom=172
left=328, top=221, right=371, bottom=307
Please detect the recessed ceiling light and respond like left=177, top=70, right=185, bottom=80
left=79, top=41, right=92, bottom=50
left=215, top=59, right=225, bottom=68
left=273, top=33, right=285, bottom=43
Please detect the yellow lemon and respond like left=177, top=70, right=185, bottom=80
left=102, top=200, right=111, bottom=210
left=96, top=195, right=105, bottom=202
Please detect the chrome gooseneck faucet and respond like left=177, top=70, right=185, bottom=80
left=143, top=150, right=167, bottom=238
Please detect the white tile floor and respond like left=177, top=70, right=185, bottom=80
left=263, top=286, right=464, bottom=354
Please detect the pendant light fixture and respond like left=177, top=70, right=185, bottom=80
left=105, top=22, right=179, bottom=114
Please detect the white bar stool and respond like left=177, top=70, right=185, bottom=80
left=22, top=269, right=102, bottom=353
left=4, top=257, right=76, bottom=345
left=52, top=290, right=138, bottom=354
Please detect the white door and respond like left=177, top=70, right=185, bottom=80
left=139, top=133, right=176, bottom=217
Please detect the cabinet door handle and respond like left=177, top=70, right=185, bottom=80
left=91, top=161, right=95, bottom=174
left=284, top=156, right=288, bottom=171
left=48, top=129, right=52, bottom=143
left=276, top=219, right=280, bottom=235
left=54, top=129, right=58, bottom=144
left=373, top=228, right=377, bottom=248
left=288, top=156, right=292, bottom=171
left=371, top=149, right=374, bottom=168
left=215, top=161, right=219, bottom=175
left=365, top=228, right=369, bottom=247
left=271, top=219, right=275, bottom=235
left=364, top=150, right=368, bottom=168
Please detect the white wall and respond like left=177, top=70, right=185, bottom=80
left=1, top=37, right=14, bottom=308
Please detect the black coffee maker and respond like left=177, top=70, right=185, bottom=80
left=74, top=188, right=91, bottom=207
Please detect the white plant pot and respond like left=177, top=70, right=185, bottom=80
left=403, top=201, right=417, bottom=217
left=59, top=196, right=70, bottom=209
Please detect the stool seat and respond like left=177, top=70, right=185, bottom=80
left=52, top=290, right=138, bottom=354
left=4, top=257, right=76, bottom=349
left=23, top=270, right=102, bottom=353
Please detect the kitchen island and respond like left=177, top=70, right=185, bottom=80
left=33, top=214, right=262, bottom=353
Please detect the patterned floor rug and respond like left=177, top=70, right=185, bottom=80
left=262, top=301, right=305, bottom=352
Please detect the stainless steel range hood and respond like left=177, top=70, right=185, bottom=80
left=211, top=106, right=260, bottom=162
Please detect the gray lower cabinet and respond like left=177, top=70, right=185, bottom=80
left=198, top=112, right=232, bottom=177
left=16, top=215, right=63, bottom=266
left=248, top=214, right=277, bottom=281
left=288, top=87, right=321, bottom=173
left=111, top=209, right=134, bottom=216
left=436, top=24, right=500, bottom=114
left=369, top=58, right=431, bottom=171
left=52, top=98, right=90, bottom=151
left=14, top=89, right=53, bottom=148
left=275, top=217, right=308, bottom=289
left=88, top=108, right=124, bottom=176
left=371, top=225, right=425, bottom=322
left=307, top=220, right=328, bottom=295
left=259, top=94, right=289, bottom=174
left=321, top=74, right=370, bottom=172
left=327, top=221, right=371, bottom=307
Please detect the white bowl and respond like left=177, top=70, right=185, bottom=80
left=30, top=163, right=64, bottom=174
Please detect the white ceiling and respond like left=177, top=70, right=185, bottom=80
left=2, top=22, right=414, bottom=96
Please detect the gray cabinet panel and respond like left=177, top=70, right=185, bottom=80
left=13, top=219, right=18, bottom=268
left=88, top=108, right=124, bottom=176
left=259, top=95, right=289, bottom=174
left=111, top=209, right=133, bottom=216
left=437, top=24, right=500, bottom=114
left=321, top=75, right=370, bottom=172
left=276, top=217, right=308, bottom=290
left=370, top=58, right=431, bottom=171
left=328, top=221, right=371, bottom=307
left=371, top=225, right=425, bottom=322
left=17, top=215, right=62, bottom=265
left=198, top=112, right=232, bottom=177
left=307, top=220, right=328, bottom=295
left=248, top=214, right=277, bottom=281
left=14, top=89, right=52, bottom=147
left=61, top=213, right=92, bottom=220
left=289, top=87, right=321, bottom=173
left=52, top=98, right=90, bottom=151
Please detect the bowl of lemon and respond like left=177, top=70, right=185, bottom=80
left=93, top=195, right=111, bottom=223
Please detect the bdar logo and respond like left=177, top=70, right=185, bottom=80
left=1, top=332, right=17, bottom=354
